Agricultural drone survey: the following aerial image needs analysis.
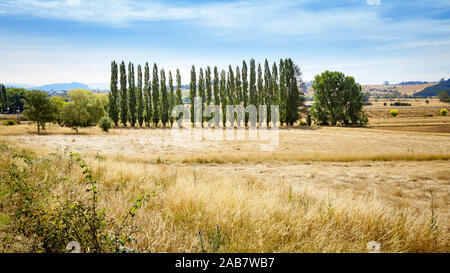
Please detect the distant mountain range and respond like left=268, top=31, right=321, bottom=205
left=414, top=79, right=450, bottom=97
left=6, top=82, right=92, bottom=91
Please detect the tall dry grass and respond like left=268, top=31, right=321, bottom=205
left=1, top=141, right=448, bottom=253
left=106, top=151, right=450, bottom=166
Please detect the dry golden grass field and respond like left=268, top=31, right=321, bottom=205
left=361, top=83, right=438, bottom=96
left=1, top=109, right=449, bottom=253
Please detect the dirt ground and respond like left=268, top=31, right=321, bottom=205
left=373, top=125, right=450, bottom=134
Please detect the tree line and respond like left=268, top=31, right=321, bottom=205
left=1, top=60, right=367, bottom=132
left=108, top=58, right=305, bottom=127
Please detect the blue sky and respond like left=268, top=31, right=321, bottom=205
left=1, top=0, right=450, bottom=87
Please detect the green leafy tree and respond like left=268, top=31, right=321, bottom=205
left=440, top=108, right=448, bottom=116
left=62, top=89, right=106, bottom=133
left=128, top=62, right=136, bottom=126
left=160, top=69, right=169, bottom=127
left=137, top=64, right=144, bottom=127
left=189, top=65, right=196, bottom=124
left=109, top=61, right=119, bottom=126
left=23, top=90, right=57, bottom=134
left=152, top=63, right=160, bottom=126
left=50, top=96, right=67, bottom=126
left=4, top=87, right=26, bottom=114
left=144, top=62, right=152, bottom=126
left=311, top=70, right=363, bottom=126
left=119, top=61, right=128, bottom=126
left=62, top=103, right=90, bottom=133
left=219, top=70, right=227, bottom=127
left=168, top=70, right=175, bottom=126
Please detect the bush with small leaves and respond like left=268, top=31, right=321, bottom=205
left=390, top=109, right=399, bottom=118
left=99, top=116, right=113, bottom=132
left=441, top=108, right=448, bottom=116
left=0, top=145, right=152, bottom=253
left=359, top=111, right=368, bottom=126
left=2, top=120, right=17, bottom=126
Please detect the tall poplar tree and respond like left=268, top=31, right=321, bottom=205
left=189, top=65, right=196, bottom=124
left=176, top=69, right=183, bottom=106
left=272, top=62, right=279, bottom=106
left=206, top=66, right=212, bottom=106
left=213, top=66, right=220, bottom=105
left=137, top=64, right=144, bottom=127
left=219, top=70, right=227, bottom=126
left=227, top=65, right=235, bottom=106
left=272, top=62, right=279, bottom=126
left=249, top=59, right=257, bottom=126
left=257, top=63, right=263, bottom=107
left=279, top=59, right=287, bottom=125
left=235, top=66, right=242, bottom=105
left=168, top=70, right=175, bottom=126
left=198, top=68, right=205, bottom=125
left=242, top=60, right=249, bottom=126
left=144, top=62, right=152, bottom=127
left=264, top=59, right=272, bottom=125
left=109, top=61, right=119, bottom=126
left=0, top=84, right=3, bottom=113
left=128, top=62, right=137, bottom=126
left=285, top=58, right=305, bottom=126
left=152, top=63, right=160, bottom=126
left=119, top=61, right=128, bottom=126
left=160, top=69, right=169, bottom=127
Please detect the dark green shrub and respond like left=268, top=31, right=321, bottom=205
left=393, top=102, right=411, bottom=106
left=306, top=114, right=312, bottom=126
left=98, top=116, right=113, bottom=132
left=359, top=112, right=368, bottom=126
left=2, top=120, right=17, bottom=126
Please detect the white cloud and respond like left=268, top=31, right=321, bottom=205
left=367, top=0, right=381, bottom=6
left=0, top=0, right=449, bottom=40
left=1, top=0, right=449, bottom=85
left=66, top=0, right=81, bottom=7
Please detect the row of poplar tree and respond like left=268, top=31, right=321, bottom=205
left=108, top=58, right=304, bottom=127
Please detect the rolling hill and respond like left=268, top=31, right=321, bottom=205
left=34, top=82, right=91, bottom=91
left=414, top=79, right=450, bottom=97
left=5, top=82, right=91, bottom=91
